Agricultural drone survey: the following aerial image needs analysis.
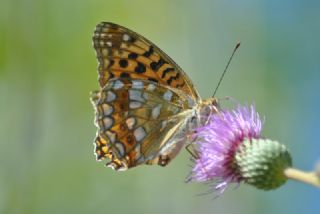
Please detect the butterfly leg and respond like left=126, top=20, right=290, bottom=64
left=185, top=143, right=199, bottom=160
left=180, top=128, right=200, bottom=159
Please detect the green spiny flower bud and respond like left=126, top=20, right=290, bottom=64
left=235, top=139, right=292, bottom=190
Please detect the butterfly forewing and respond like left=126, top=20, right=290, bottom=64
left=93, top=22, right=201, bottom=102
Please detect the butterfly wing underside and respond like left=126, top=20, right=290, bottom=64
left=91, top=78, right=196, bottom=170
left=92, top=22, right=201, bottom=170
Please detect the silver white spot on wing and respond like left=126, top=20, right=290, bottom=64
left=101, top=24, right=110, bottom=31
left=101, top=103, right=113, bottom=115
left=113, top=80, right=124, bottom=89
left=122, top=34, right=130, bottom=41
left=106, top=91, right=116, bottom=102
left=106, top=41, right=112, bottom=47
left=106, top=131, right=116, bottom=143
left=101, top=48, right=109, bottom=56
left=147, top=83, right=156, bottom=91
left=163, top=90, right=173, bottom=101
left=129, top=101, right=142, bottom=109
left=152, top=104, right=162, bottom=119
left=132, top=80, right=144, bottom=89
left=126, top=117, right=136, bottom=130
left=102, top=117, right=113, bottom=129
left=115, top=142, right=125, bottom=157
left=161, top=120, right=167, bottom=130
left=129, top=89, right=144, bottom=102
left=134, top=127, right=146, bottom=142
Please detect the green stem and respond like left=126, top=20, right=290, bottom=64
left=284, top=168, right=320, bottom=188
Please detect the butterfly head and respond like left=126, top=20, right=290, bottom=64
left=201, top=97, right=219, bottom=110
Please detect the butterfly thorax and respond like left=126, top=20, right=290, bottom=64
left=196, top=97, right=219, bottom=125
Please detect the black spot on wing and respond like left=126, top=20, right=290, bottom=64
left=120, top=72, right=130, bottom=78
left=143, top=46, right=154, bottom=57
left=128, top=52, right=138, bottom=59
left=161, top=68, right=175, bottom=78
left=150, top=58, right=167, bottom=71
left=135, top=62, right=146, bottom=73
left=109, top=59, right=115, bottom=67
left=166, top=72, right=180, bottom=85
left=119, top=59, right=128, bottom=68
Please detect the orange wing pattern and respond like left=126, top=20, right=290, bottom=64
left=92, top=22, right=201, bottom=102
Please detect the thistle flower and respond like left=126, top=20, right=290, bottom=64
left=188, top=104, right=292, bottom=194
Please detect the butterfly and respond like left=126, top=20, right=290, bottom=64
left=91, top=22, right=219, bottom=171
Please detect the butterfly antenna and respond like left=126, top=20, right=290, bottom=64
left=212, top=42, right=241, bottom=97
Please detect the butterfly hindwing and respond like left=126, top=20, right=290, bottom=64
left=91, top=78, right=196, bottom=170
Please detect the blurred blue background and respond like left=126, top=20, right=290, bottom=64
left=1, top=0, right=319, bottom=213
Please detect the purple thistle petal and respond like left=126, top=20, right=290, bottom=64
left=189, top=104, right=263, bottom=193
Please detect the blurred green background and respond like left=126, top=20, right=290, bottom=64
left=1, top=0, right=319, bottom=213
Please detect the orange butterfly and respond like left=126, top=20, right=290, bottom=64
left=91, top=22, right=218, bottom=171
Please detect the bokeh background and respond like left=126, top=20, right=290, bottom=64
left=1, top=0, right=319, bottom=213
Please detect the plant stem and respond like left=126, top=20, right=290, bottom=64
left=284, top=168, right=320, bottom=188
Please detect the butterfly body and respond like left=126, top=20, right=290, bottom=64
left=91, top=22, right=219, bottom=171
